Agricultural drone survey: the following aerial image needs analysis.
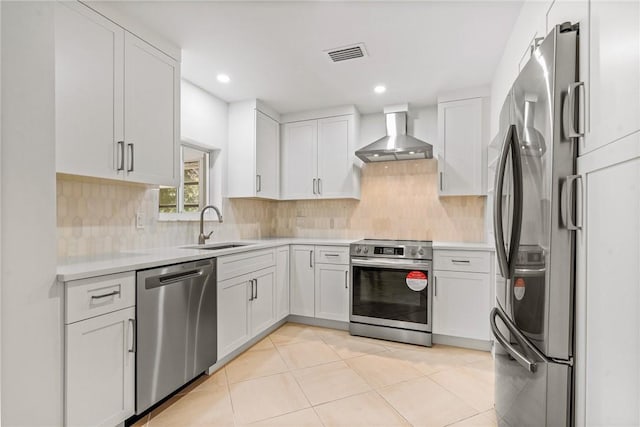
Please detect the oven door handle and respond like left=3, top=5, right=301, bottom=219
left=351, top=258, right=430, bottom=271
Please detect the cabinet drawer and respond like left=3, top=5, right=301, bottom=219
left=315, top=246, right=349, bottom=265
left=434, top=250, right=490, bottom=273
left=218, top=248, right=276, bottom=281
left=65, top=272, right=136, bottom=324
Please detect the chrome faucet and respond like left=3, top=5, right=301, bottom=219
left=199, top=205, right=223, bottom=244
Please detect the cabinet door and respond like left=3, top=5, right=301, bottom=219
left=251, top=267, right=276, bottom=335
left=281, top=120, right=317, bottom=200
left=218, top=275, right=251, bottom=358
left=574, top=135, right=640, bottom=426
left=314, top=264, right=349, bottom=322
left=276, top=246, right=290, bottom=320
left=290, top=245, right=316, bottom=316
left=255, top=110, right=280, bottom=199
left=124, top=32, right=179, bottom=186
left=55, top=2, right=124, bottom=180
left=586, top=1, right=640, bottom=154
left=437, top=98, right=484, bottom=196
left=432, top=270, right=490, bottom=340
left=317, top=115, right=352, bottom=198
left=65, top=307, right=135, bottom=427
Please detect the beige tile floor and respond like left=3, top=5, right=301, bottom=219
left=133, top=323, right=496, bottom=427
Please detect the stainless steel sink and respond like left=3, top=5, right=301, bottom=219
left=182, top=242, right=253, bottom=251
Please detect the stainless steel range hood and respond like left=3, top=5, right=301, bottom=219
left=356, top=108, right=433, bottom=163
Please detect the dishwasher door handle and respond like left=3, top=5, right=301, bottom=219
left=150, top=270, right=204, bottom=288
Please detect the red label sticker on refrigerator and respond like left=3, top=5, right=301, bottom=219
left=406, top=271, right=428, bottom=291
left=514, top=278, right=526, bottom=301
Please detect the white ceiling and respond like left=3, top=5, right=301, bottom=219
left=104, top=1, right=523, bottom=114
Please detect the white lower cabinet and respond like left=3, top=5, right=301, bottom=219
left=276, top=246, right=290, bottom=320
left=65, top=307, right=135, bottom=427
left=217, top=266, right=276, bottom=359
left=315, top=264, right=349, bottom=322
left=432, top=249, right=493, bottom=342
left=290, top=245, right=316, bottom=316
left=290, top=245, right=350, bottom=321
left=432, top=270, right=491, bottom=340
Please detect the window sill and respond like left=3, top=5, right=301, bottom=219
left=158, top=212, right=222, bottom=222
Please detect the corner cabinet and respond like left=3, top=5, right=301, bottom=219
left=436, top=96, right=488, bottom=196
left=227, top=101, right=281, bottom=199
left=55, top=2, right=179, bottom=186
left=63, top=272, right=136, bottom=427
left=281, top=111, right=360, bottom=200
left=276, top=246, right=290, bottom=320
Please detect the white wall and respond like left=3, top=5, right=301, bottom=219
left=357, top=106, right=438, bottom=149
left=180, top=79, right=229, bottom=210
left=1, top=2, right=62, bottom=425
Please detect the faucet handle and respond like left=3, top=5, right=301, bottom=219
left=205, top=231, right=214, bottom=240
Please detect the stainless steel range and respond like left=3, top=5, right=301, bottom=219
left=349, top=239, right=433, bottom=346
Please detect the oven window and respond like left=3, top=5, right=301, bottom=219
left=352, top=266, right=428, bottom=324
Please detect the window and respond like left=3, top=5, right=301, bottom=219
left=159, top=145, right=211, bottom=214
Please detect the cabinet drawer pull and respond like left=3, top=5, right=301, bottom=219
left=325, top=254, right=340, bottom=257
left=451, top=259, right=470, bottom=264
left=91, top=290, right=120, bottom=300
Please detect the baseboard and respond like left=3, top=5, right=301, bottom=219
left=432, top=334, right=492, bottom=351
left=287, top=314, right=349, bottom=330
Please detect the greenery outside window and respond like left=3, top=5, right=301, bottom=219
left=160, top=145, right=211, bottom=214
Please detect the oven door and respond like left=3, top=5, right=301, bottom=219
left=350, top=258, right=432, bottom=332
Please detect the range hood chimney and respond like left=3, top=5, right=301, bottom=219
left=355, top=105, right=433, bottom=163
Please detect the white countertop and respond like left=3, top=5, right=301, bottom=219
left=57, top=237, right=494, bottom=282
left=57, top=238, right=359, bottom=282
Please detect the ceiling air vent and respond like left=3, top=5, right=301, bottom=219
left=325, top=43, right=368, bottom=63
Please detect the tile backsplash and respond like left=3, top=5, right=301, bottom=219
left=57, top=160, right=485, bottom=258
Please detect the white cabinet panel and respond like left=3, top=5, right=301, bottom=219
left=124, top=33, right=178, bottom=186
left=276, top=246, right=290, bottom=320
left=576, top=135, right=640, bottom=426
left=217, top=275, right=251, bottom=358
left=217, top=248, right=276, bottom=282
left=281, top=120, right=317, bottom=200
left=250, top=267, right=276, bottom=336
left=290, top=245, right=316, bottom=316
left=586, top=1, right=640, bottom=154
left=433, top=270, right=491, bottom=340
left=317, top=116, right=352, bottom=198
left=65, top=272, right=135, bottom=324
left=315, top=264, right=349, bottom=322
left=255, top=111, right=280, bottom=199
left=437, top=98, right=485, bottom=196
left=55, top=2, right=124, bottom=180
left=65, top=307, right=135, bottom=427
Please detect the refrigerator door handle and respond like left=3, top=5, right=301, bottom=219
left=509, top=125, right=524, bottom=278
left=490, top=307, right=544, bottom=373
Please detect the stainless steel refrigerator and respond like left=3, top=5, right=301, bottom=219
left=490, top=22, right=582, bottom=427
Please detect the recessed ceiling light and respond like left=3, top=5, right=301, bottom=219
left=409, top=151, right=415, bottom=154
left=217, top=74, right=230, bottom=84
left=374, top=85, right=386, bottom=94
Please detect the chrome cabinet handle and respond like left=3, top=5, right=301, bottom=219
left=254, top=279, right=258, bottom=300
left=117, top=141, right=125, bottom=171
left=128, top=318, right=136, bottom=353
left=345, top=270, right=348, bottom=289
left=439, top=172, right=444, bottom=191
left=318, top=178, right=322, bottom=195
left=309, top=250, right=314, bottom=268
left=451, top=259, right=470, bottom=264
left=313, top=178, right=317, bottom=195
left=91, top=290, right=120, bottom=300
left=434, top=276, right=437, bottom=297
left=561, top=175, right=582, bottom=230
left=325, top=254, right=340, bottom=257
left=256, top=175, right=262, bottom=193
left=562, top=81, right=585, bottom=139
left=249, top=279, right=254, bottom=301
left=127, top=142, right=134, bottom=172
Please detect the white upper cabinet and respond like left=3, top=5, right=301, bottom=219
left=55, top=2, right=180, bottom=186
left=281, top=107, right=360, bottom=200
left=227, top=101, right=281, bottom=199
left=281, top=120, right=318, bottom=200
left=437, top=96, right=487, bottom=196
left=55, top=2, right=123, bottom=181
left=586, top=0, right=640, bottom=154
left=123, top=33, right=179, bottom=186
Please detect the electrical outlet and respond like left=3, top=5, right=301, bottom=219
left=136, top=212, right=145, bottom=229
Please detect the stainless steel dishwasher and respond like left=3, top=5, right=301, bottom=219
left=135, top=258, right=217, bottom=414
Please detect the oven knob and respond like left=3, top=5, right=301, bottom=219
left=411, top=248, right=417, bottom=256
left=363, top=247, right=369, bottom=254
left=356, top=246, right=362, bottom=254
left=418, top=248, right=425, bottom=256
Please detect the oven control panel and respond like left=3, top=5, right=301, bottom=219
left=350, top=240, right=433, bottom=260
